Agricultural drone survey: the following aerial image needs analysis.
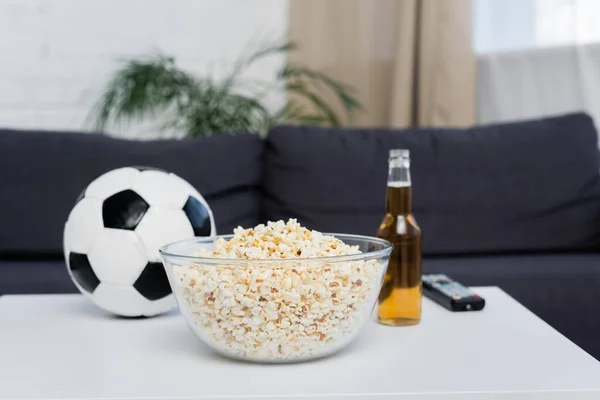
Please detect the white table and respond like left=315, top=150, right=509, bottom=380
left=1, top=287, right=599, bottom=400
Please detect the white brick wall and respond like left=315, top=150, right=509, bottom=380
left=0, top=0, right=289, bottom=138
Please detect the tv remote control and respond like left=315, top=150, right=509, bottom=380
left=422, top=274, right=485, bottom=312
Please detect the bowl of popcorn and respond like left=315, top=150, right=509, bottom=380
left=159, top=219, right=392, bottom=363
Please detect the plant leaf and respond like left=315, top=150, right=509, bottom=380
left=282, top=65, right=363, bottom=121
left=223, top=40, right=296, bottom=89
left=246, top=41, right=296, bottom=67
left=178, top=80, right=270, bottom=137
left=90, top=55, right=201, bottom=132
left=287, top=82, right=342, bottom=126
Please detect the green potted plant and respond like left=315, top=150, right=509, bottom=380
left=91, top=42, right=361, bottom=137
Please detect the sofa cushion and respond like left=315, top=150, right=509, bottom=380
left=265, top=113, right=600, bottom=254
left=0, top=130, right=263, bottom=254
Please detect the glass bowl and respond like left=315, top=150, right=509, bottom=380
left=159, top=233, right=392, bottom=363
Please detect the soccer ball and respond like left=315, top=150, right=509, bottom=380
left=63, top=166, right=216, bottom=317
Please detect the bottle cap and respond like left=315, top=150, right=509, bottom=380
left=389, top=149, right=410, bottom=158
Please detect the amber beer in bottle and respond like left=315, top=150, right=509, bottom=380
left=377, top=149, right=422, bottom=326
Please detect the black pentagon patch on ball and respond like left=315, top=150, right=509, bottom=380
left=133, top=262, right=172, bottom=301
left=68, top=252, right=100, bottom=293
left=102, top=190, right=149, bottom=230
left=183, top=196, right=212, bottom=236
left=131, top=166, right=166, bottom=172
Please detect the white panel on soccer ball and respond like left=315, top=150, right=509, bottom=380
left=169, top=173, right=217, bottom=235
left=88, top=229, right=147, bottom=285
left=93, top=283, right=155, bottom=317
left=132, top=170, right=188, bottom=208
left=148, top=294, right=177, bottom=316
left=135, top=207, right=194, bottom=262
left=64, top=197, right=104, bottom=254
left=169, top=173, right=209, bottom=206
left=85, top=167, right=140, bottom=200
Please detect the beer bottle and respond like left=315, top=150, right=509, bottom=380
left=377, top=149, right=422, bottom=326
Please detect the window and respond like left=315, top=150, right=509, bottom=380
left=474, top=0, right=600, bottom=54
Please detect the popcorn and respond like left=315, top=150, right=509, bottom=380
left=173, top=219, right=384, bottom=361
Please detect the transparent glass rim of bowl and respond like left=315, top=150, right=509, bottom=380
left=159, top=233, right=393, bottom=266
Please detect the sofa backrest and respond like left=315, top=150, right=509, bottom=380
left=0, top=130, right=263, bottom=255
left=3, top=113, right=600, bottom=257
left=264, top=113, right=600, bottom=255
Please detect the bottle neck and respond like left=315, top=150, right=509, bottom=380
left=386, top=166, right=412, bottom=215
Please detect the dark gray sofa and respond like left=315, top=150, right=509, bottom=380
left=2, top=113, right=600, bottom=360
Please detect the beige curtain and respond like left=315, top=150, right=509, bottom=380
left=289, top=0, right=475, bottom=128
